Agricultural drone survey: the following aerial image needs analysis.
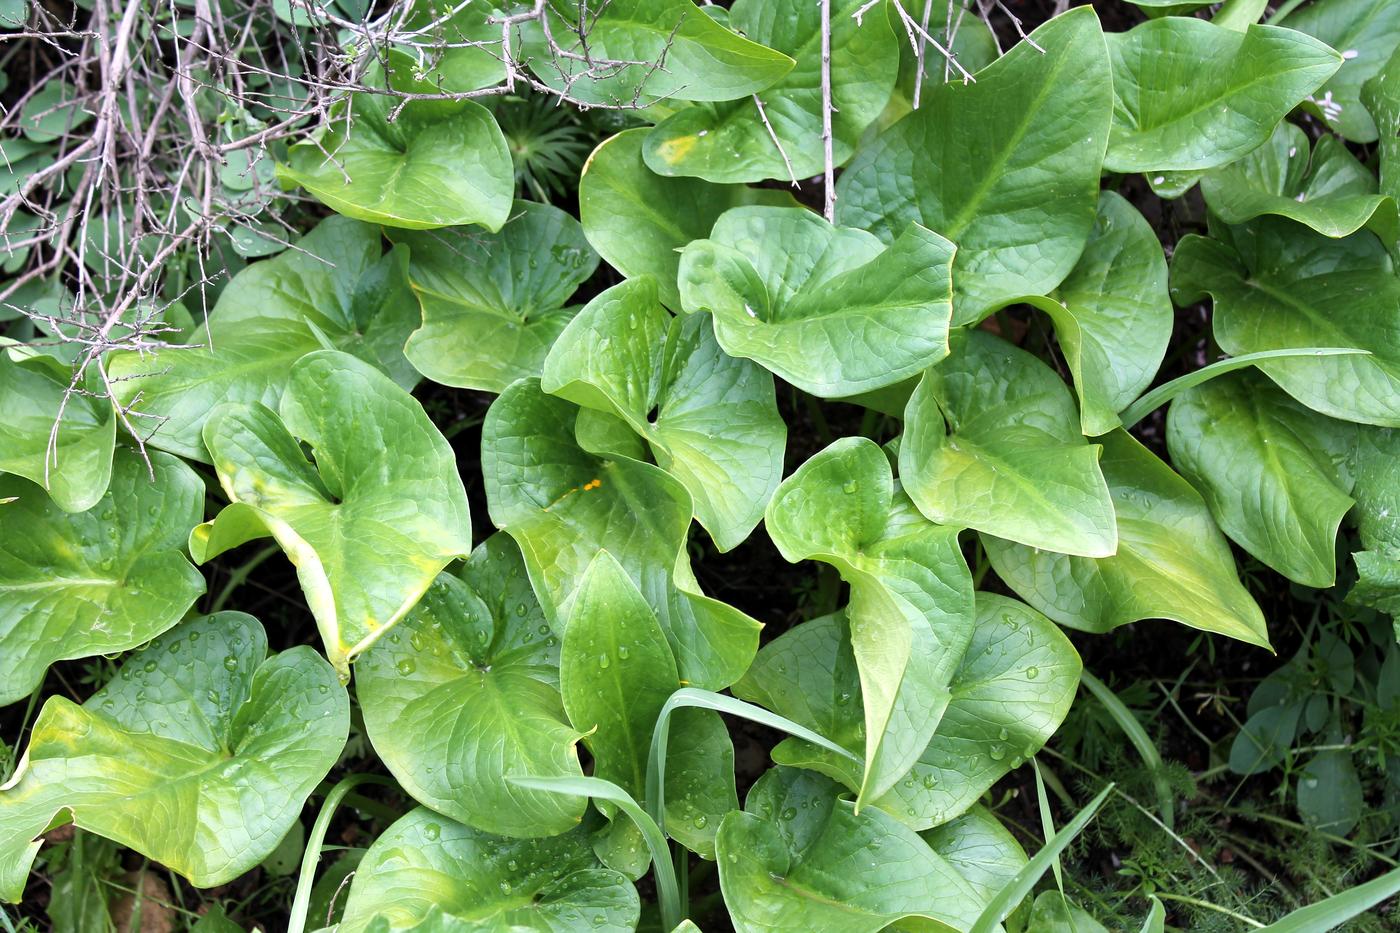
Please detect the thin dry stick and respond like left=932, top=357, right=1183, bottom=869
left=752, top=93, right=798, bottom=187
left=912, top=0, right=935, bottom=108
left=819, top=0, right=835, bottom=221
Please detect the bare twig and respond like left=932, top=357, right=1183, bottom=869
left=819, top=0, right=835, bottom=222
left=752, top=93, right=798, bottom=187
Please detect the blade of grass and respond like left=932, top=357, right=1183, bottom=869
left=509, top=774, right=682, bottom=932
left=1258, top=863, right=1400, bottom=932
left=1081, top=671, right=1174, bottom=830
left=969, top=782, right=1114, bottom=933
left=287, top=774, right=398, bottom=933
left=1139, top=896, right=1165, bottom=933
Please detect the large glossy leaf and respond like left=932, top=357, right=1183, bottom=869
left=356, top=551, right=587, bottom=838
left=900, top=330, right=1117, bottom=557
left=1166, top=371, right=1355, bottom=587
left=715, top=767, right=984, bottom=933
left=562, top=552, right=735, bottom=859
left=392, top=200, right=599, bottom=393
left=394, top=2, right=505, bottom=93
left=765, top=437, right=974, bottom=806
left=336, top=808, right=639, bottom=933
left=835, top=7, right=1112, bottom=323
left=281, top=92, right=512, bottom=230
left=1171, top=219, right=1400, bottom=427
left=677, top=206, right=954, bottom=396
left=1364, top=47, right=1400, bottom=209
left=1104, top=17, right=1340, bottom=172
left=985, top=430, right=1270, bottom=648
left=738, top=595, right=1080, bottom=830
left=482, top=379, right=760, bottom=689
left=0, top=350, right=114, bottom=512
left=641, top=0, right=898, bottom=183
left=0, top=449, right=205, bottom=707
left=518, top=0, right=794, bottom=107
left=1201, top=122, right=1392, bottom=237
left=1025, top=191, right=1172, bottom=436
left=1281, top=0, right=1400, bottom=142
left=194, top=351, right=472, bottom=677
left=920, top=806, right=1028, bottom=908
left=107, top=216, right=420, bottom=461
left=578, top=129, right=794, bottom=309
left=0, top=613, right=347, bottom=901
left=542, top=276, right=785, bottom=551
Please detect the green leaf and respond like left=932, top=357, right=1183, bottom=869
left=642, top=0, right=898, bottom=183
left=1026, top=893, right=1110, bottom=933
left=1297, top=745, right=1363, bottom=836
left=482, top=380, right=760, bottom=689
left=1078, top=671, right=1176, bottom=830
left=1171, top=220, right=1400, bottom=428
left=0, top=351, right=114, bottom=512
left=519, top=0, right=794, bottom=107
left=0, top=613, right=348, bottom=901
left=280, top=92, right=512, bottom=231
left=1025, top=191, right=1173, bottom=436
left=984, top=430, right=1269, bottom=648
left=1257, top=862, right=1400, bottom=931
left=1104, top=17, right=1340, bottom=172
left=900, top=330, right=1117, bottom=557
left=578, top=129, right=795, bottom=310
left=715, top=767, right=984, bottom=933
left=0, top=448, right=205, bottom=707
left=542, top=276, right=785, bottom=551
left=765, top=437, right=974, bottom=806
left=356, top=561, right=587, bottom=838
left=1363, top=46, right=1400, bottom=208
left=336, top=808, right=639, bottom=933
left=1281, top=0, right=1400, bottom=143
left=392, top=200, right=599, bottom=393
left=194, top=351, right=472, bottom=676
left=1201, top=121, right=1393, bottom=237
left=394, top=2, right=505, bottom=93
left=108, top=216, right=421, bottom=461
left=1166, top=371, right=1354, bottom=587
left=919, top=805, right=1028, bottom=907
left=836, top=7, right=1112, bottom=323
left=678, top=206, right=955, bottom=396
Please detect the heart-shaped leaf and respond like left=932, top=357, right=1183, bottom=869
left=0, top=350, right=114, bottom=512
left=1026, top=191, right=1173, bottom=436
left=765, top=437, right=974, bottom=806
left=1104, top=17, right=1340, bottom=172
left=0, top=448, right=205, bottom=707
left=578, top=129, right=796, bottom=310
left=194, top=351, right=472, bottom=677
left=392, top=200, right=599, bottom=393
left=108, top=216, right=421, bottom=461
left=1171, top=218, right=1400, bottom=427
left=0, top=612, right=347, bottom=901
left=836, top=7, right=1112, bottom=323
left=1281, top=0, right=1400, bottom=143
left=985, top=429, right=1270, bottom=648
left=336, top=807, right=639, bottom=933
left=356, top=539, right=587, bottom=838
left=678, top=205, right=955, bottom=396
left=715, top=767, right=984, bottom=933
left=542, top=275, right=785, bottom=551
left=1201, top=122, right=1393, bottom=238
left=482, top=379, right=760, bottom=690
left=900, top=330, right=1118, bottom=558
left=642, top=0, right=898, bottom=183
left=281, top=92, right=512, bottom=230
left=518, top=0, right=794, bottom=107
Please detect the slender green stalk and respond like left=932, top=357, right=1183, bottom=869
left=1214, top=0, right=1270, bottom=30
left=1259, top=863, right=1400, bottom=931
left=1082, top=671, right=1175, bottom=830
left=288, top=774, right=398, bottom=933
left=1263, top=0, right=1309, bottom=24
left=1155, top=893, right=1264, bottom=928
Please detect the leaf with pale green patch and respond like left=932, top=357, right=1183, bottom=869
left=764, top=437, right=973, bottom=806
left=194, top=351, right=472, bottom=677
left=900, top=330, right=1117, bottom=557
left=1104, top=17, right=1340, bottom=172
left=1281, top=0, right=1400, bottom=142
left=642, top=0, right=898, bottom=183
left=357, top=551, right=586, bottom=838
left=108, top=216, right=420, bottom=461
left=1171, top=219, right=1400, bottom=427
left=0, top=448, right=205, bottom=707
left=836, top=7, right=1112, bottom=323
left=482, top=379, right=760, bottom=690
left=542, top=276, right=785, bottom=551
left=336, top=808, right=639, bottom=933
left=392, top=200, right=599, bottom=393
left=0, top=613, right=347, bottom=902
left=678, top=206, right=954, bottom=397
left=985, top=430, right=1270, bottom=648
left=578, top=129, right=795, bottom=309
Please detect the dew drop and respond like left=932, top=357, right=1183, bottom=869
left=998, top=727, right=1009, bottom=741
left=989, top=743, right=1006, bottom=761
left=423, top=822, right=441, bottom=841
left=223, top=656, right=238, bottom=671
left=598, top=653, right=611, bottom=669
left=842, top=480, right=858, bottom=494
left=515, top=602, right=528, bottom=617
left=692, top=814, right=708, bottom=829
left=618, top=645, right=630, bottom=660
left=396, top=658, right=417, bottom=676
left=1025, top=666, right=1040, bottom=680
left=499, top=881, right=513, bottom=895
left=779, top=807, right=797, bottom=821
